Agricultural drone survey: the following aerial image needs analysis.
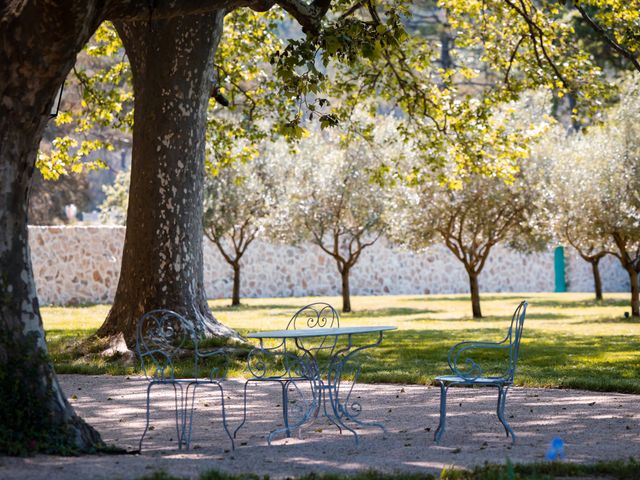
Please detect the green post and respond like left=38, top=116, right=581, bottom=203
left=554, top=246, right=566, bottom=293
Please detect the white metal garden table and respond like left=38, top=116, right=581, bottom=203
left=236, top=326, right=397, bottom=445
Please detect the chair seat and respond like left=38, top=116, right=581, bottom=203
left=435, top=375, right=509, bottom=386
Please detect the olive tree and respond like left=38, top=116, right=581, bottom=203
left=386, top=99, right=546, bottom=318
left=203, top=155, right=277, bottom=306
left=604, top=79, right=640, bottom=316
left=535, top=127, right=611, bottom=301
left=269, top=120, right=400, bottom=312
left=534, top=75, right=640, bottom=314
left=390, top=173, right=543, bottom=318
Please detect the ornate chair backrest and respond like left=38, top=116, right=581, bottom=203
left=506, top=300, right=528, bottom=379
left=286, top=302, right=340, bottom=330
left=136, top=309, right=197, bottom=381
left=285, top=302, right=340, bottom=362
left=448, top=300, right=527, bottom=382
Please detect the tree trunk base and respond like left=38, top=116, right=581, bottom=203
left=95, top=305, right=245, bottom=350
left=0, top=329, right=104, bottom=455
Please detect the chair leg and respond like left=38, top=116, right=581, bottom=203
left=496, top=386, right=516, bottom=444
left=213, top=382, right=235, bottom=450
left=434, top=382, right=448, bottom=443
left=233, top=380, right=251, bottom=439
left=282, top=381, right=291, bottom=438
left=183, top=383, right=199, bottom=450
left=172, top=383, right=187, bottom=450
left=139, top=381, right=155, bottom=452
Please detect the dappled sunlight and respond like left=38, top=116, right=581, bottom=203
left=5, top=376, right=639, bottom=479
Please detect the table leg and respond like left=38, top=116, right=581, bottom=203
left=325, top=332, right=388, bottom=444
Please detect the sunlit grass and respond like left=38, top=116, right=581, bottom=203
left=42, top=292, right=640, bottom=392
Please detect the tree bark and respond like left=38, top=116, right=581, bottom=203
left=629, top=268, right=640, bottom=318
left=96, top=12, right=242, bottom=346
left=1, top=1, right=106, bottom=453
left=611, top=233, right=640, bottom=318
left=341, top=266, right=352, bottom=313
left=231, top=262, right=241, bottom=307
left=590, top=258, right=603, bottom=302
left=468, top=271, right=482, bottom=318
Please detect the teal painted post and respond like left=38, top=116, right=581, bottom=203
left=554, top=246, right=566, bottom=292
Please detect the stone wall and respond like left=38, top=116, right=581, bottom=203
left=29, top=226, right=629, bottom=305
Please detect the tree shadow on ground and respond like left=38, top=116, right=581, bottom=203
left=531, top=298, right=629, bottom=309
left=344, top=307, right=435, bottom=318
left=210, top=303, right=301, bottom=312
left=402, top=294, right=528, bottom=303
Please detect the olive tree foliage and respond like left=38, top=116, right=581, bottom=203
left=99, top=169, right=130, bottom=225
left=267, top=116, right=404, bottom=312
left=386, top=98, right=549, bottom=318
left=534, top=127, right=610, bottom=301
left=536, top=75, right=640, bottom=315
left=203, top=156, right=278, bottom=307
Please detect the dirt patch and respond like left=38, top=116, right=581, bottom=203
left=1, top=375, right=638, bottom=479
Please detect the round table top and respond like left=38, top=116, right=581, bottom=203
left=246, top=326, right=397, bottom=339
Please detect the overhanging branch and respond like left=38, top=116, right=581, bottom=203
left=106, top=0, right=241, bottom=20
left=106, top=0, right=327, bottom=31
left=574, top=2, right=640, bottom=72
left=275, top=0, right=331, bottom=34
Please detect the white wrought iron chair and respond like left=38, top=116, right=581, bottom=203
left=135, top=309, right=234, bottom=451
left=434, top=301, right=528, bottom=444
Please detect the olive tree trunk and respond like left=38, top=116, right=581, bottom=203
left=340, top=266, right=352, bottom=313
left=96, top=12, right=241, bottom=346
left=0, top=1, right=105, bottom=453
left=628, top=268, right=640, bottom=318
left=231, top=262, right=241, bottom=307
left=590, top=258, right=603, bottom=302
left=468, top=270, right=482, bottom=319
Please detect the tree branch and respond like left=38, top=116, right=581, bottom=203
left=502, top=0, right=569, bottom=89
left=106, top=0, right=330, bottom=34
left=504, top=35, right=525, bottom=85
left=275, top=0, right=332, bottom=34
left=574, top=2, right=640, bottom=72
left=106, top=0, right=241, bottom=20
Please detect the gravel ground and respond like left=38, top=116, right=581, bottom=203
left=2, top=375, right=639, bottom=479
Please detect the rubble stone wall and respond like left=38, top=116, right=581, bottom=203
left=29, top=226, right=629, bottom=305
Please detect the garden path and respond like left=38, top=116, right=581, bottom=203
left=2, top=375, right=639, bottom=479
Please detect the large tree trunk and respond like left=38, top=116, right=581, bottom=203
left=341, top=266, right=352, bottom=313
left=231, top=262, right=241, bottom=307
left=591, top=258, right=603, bottom=302
left=468, top=271, right=482, bottom=319
left=0, top=1, right=105, bottom=453
left=97, top=12, right=241, bottom=346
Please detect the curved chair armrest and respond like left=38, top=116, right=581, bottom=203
left=447, top=341, right=511, bottom=381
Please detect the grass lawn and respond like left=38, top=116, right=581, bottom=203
left=42, top=292, right=640, bottom=393
left=138, top=458, right=640, bottom=479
